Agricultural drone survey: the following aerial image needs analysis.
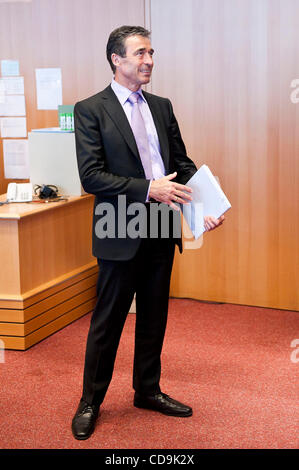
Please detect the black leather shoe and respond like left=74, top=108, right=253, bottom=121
left=134, top=392, right=192, bottom=417
left=71, top=399, right=100, bottom=440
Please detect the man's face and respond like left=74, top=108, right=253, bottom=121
left=112, top=35, right=154, bottom=91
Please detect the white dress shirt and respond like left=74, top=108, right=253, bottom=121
left=111, top=79, right=166, bottom=198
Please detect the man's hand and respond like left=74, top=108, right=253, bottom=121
left=148, top=172, right=192, bottom=211
left=204, top=215, right=225, bottom=231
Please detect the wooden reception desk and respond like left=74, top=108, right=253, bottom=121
left=0, top=194, right=98, bottom=350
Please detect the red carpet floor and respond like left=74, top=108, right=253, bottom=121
left=0, top=298, right=298, bottom=449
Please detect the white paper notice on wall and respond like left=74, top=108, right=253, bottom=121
left=35, top=68, right=62, bottom=110
left=0, top=80, right=5, bottom=103
left=0, top=95, right=26, bottom=116
left=0, top=117, right=27, bottom=138
left=3, top=139, right=30, bottom=179
left=0, top=77, right=24, bottom=95
left=1, top=60, right=20, bottom=77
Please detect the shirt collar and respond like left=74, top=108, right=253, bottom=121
left=111, top=78, right=146, bottom=105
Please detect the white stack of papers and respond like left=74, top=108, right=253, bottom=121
left=182, top=164, right=231, bottom=238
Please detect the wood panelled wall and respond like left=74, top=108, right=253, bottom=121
left=0, top=0, right=298, bottom=311
left=0, top=0, right=146, bottom=193
left=151, top=0, right=299, bottom=311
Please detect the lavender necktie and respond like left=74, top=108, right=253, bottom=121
left=128, top=92, right=153, bottom=179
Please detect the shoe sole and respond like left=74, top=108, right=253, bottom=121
left=134, top=402, right=193, bottom=417
left=72, top=427, right=96, bottom=440
left=72, top=433, right=93, bottom=440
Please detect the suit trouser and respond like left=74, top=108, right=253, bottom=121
left=82, top=237, right=175, bottom=406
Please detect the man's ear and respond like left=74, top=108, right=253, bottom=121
left=111, top=53, right=120, bottom=68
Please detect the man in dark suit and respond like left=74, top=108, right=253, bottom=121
left=72, top=25, right=223, bottom=440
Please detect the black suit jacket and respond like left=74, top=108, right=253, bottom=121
left=74, top=85, right=197, bottom=260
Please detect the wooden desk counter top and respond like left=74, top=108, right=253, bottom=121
left=0, top=191, right=98, bottom=349
left=0, top=191, right=96, bottom=299
left=0, top=193, right=93, bottom=220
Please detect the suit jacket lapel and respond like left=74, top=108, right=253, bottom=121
left=100, top=86, right=141, bottom=165
left=100, top=85, right=170, bottom=173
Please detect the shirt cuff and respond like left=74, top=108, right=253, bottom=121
left=146, top=180, right=152, bottom=202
